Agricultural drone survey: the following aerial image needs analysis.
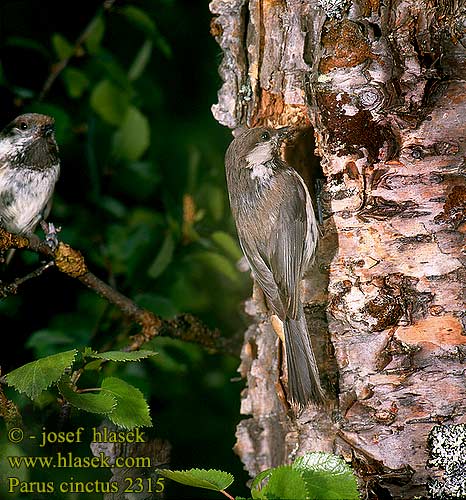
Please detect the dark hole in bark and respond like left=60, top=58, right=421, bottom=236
left=284, top=127, right=339, bottom=398
left=367, top=483, right=394, bottom=500
left=284, top=127, right=324, bottom=207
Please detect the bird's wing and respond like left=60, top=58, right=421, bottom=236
left=237, top=170, right=310, bottom=320
left=237, top=230, right=285, bottom=318
left=0, top=163, right=16, bottom=232
left=267, top=171, right=308, bottom=320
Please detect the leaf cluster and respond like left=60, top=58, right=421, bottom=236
left=158, top=452, right=360, bottom=499
left=5, top=348, right=155, bottom=429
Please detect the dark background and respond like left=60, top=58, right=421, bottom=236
left=0, top=1, right=250, bottom=498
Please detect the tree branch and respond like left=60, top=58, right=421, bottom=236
left=0, top=228, right=233, bottom=354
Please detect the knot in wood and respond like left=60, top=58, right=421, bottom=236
left=55, top=242, right=87, bottom=278
left=356, top=85, right=384, bottom=111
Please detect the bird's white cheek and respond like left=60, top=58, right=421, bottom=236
left=246, top=142, right=275, bottom=183
left=246, top=142, right=274, bottom=168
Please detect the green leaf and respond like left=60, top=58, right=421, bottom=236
left=62, top=67, right=89, bottom=98
left=135, top=294, right=178, bottom=319
left=206, top=185, right=224, bottom=221
left=251, top=466, right=307, bottom=500
left=84, top=15, right=105, bottom=54
left=129, top=40, right=153, bottom=81
left=119, top=5, right=156, bottom=37
left=95, top=50, right=132, bottom=92
left=148, top=232, right=174, bottom=279
left=6, top=350, right=77, bottom=400
left=250, top=469, right=273, bottom=492
left=83, top=359, right=104, bottom=371
left=98, top=196, right=128, bottom=219
left=193, top=251, right=240, bottom=284
left=119, top=5, right=171, bottom=57
left=211, top=231, right=243, bottom=261
left=26, top=329, right=74, bottom=358
left=51, top=33, right=74, bottom=59
left=90, top=79, right=130, bottom=125
left=157, top=469, right=234, bottom=492
left=12, top=86, right=35, bottom=99
left=58, top=376, right=116, bottom=414
left=102, top=377, right=152, bottom=429
left=0, top=443, right=29, bottom=486
left=89, top=350, right=157, bottom=362
left=293, top=452, right=360, bottom=500
left=112, top=106, right=150, bottom=161
left=5, top=36, right=50, bottom=58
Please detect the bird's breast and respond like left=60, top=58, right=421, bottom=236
left=0, top=163, right=59, bottom=233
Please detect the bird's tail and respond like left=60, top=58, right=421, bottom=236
left=284, top=303, right=325, bottom=406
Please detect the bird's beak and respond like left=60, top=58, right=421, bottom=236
left=43, top=124, right=55, bottom=137
left=275, top=126, right=293, bottom=143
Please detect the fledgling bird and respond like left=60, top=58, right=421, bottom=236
left=0, top=113, right=60, bottom=239
left=225, top=126, right=325, bottom=406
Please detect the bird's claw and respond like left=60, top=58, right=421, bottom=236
left=40, top=221, right=61, bottom=250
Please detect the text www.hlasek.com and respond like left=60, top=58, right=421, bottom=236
left=7, top=452, right=164, bottom=495
left=8, top=452, right=151, bottom=469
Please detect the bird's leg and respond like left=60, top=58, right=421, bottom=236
left=40, top=220, right=61, bottom=250
left=253, top=281, right=285, bottom=342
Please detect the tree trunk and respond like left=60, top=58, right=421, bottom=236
left=210, top=0, right=466, bottom=498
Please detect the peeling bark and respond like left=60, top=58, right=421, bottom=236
left=210, top=0, right=466, bottom=498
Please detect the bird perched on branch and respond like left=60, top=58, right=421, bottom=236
left=225, top=126, right=325, bottom=406
left=0, top=113, right=60, bottom=248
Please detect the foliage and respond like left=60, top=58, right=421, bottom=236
left=6, top=347, right=155, bottom=429
left=158, top=452, right=360, bottom=499
left=159, top=468, right=234, bottom=492
left=0, top=0, right=250, bottom=498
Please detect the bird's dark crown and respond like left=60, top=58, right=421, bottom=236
left=2, top=113, right=55, bottom=139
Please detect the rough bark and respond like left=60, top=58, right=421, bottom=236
left=210, top=0, right=466, bottom=498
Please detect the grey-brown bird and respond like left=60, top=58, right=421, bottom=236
left=0, top=113, right=60, bottom=237
left=225, top=126, right=325, bottom=406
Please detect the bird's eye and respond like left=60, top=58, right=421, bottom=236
left=261, top=131, right=270, bottom=141
left=19, top=122, right=28, bottom=130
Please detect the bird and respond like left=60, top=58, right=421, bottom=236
left=225, top=126, right=325, bottom=406
left=0, top=113, right=60, bottom=240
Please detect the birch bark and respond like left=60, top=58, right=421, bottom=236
left=210, top=1, right=466, bottom=497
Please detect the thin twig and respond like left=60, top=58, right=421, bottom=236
left=0, top=228, right=231, bottom=355
left=0, top=261, right=55, bottom=297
